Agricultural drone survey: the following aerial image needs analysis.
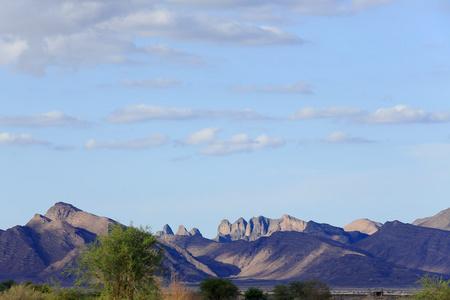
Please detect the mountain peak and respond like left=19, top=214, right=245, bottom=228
left=343, top=218, right=382, bottom=235
left=44, top=202, right=81, bottom=221
left=412, top=207, right=450, bottom=231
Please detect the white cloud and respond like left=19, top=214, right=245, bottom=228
left=85, top=133, right=167, bottom=150
left=259, top=81, right=312, bottom=94
left=106, top=105, right=266, bottom=123
left=361, top=105, right=450, bottom=124
left=321, top=131, right=373, bottom=144
left=0, top=132, right=49, bottom=147
left=103, top=9, right=302, bottom=46
left=144, top=44, right=205, bottom=65
left=0, top=36, right=28, bottom=65
left=0, top=111, right=86, bottom=127
left=289, top=107, right=365, bottom=120
left=120, top=78, right=182, bottom=88
left=199, top=133, right=285, bottom=155
left=106, top=105, right=195, bottom=123
left=177, top=128, right=220, bottom=145
left=0, top=1, right=302, bottom=74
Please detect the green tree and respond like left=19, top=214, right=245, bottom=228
left=244, top=287, right=268, bottom=300
left=272, top=284, right=293, bottom=300
left=411, top=275, right=450, bottom=300
left=199, top=278, right=238, bottom=300
left=272, top=279, right=331, bottom=300
left=0, top=279, right=15, bottom=292
left=73, top=223, right=165, bottom=300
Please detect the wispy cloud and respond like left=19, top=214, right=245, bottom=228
left=176, top=128, right=220, bottom=145
left=0, top=132, right=49, bottom=147
left=0, top=111, right=86, bottom=127
left=360, top=105, right=450, bottom=124
left=199, top=133, right=285, bottom=155
left=106, top=105, right=266, bottom=123
left=259, top=81, right=312, bottom=94
left=85, top=133, right=167, bottom=150
left=120, top=78, right=182, bottom=88
left=289, top=107, right=365, bottom=120
left=231, top=81, right=312, bottom=94
left=321, top=131, right=373, bottom=144
left=144, top=44, right=205, bottom=65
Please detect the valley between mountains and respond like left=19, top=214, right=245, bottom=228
left=0, top=203, right=449, bottom=288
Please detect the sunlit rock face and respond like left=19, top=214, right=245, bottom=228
left=412, top=207, right=450, bottom=231
left=343, top=218, right=383, bottom=235
left=214, top=214, right=364, bottom=244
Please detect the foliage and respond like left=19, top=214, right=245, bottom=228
left=272, top=279, right=331, bottom=300
left=0, top=284, right=45, bottom=300
left=272, top=284, right=293, bottom=300
left=72, top=222, right=165, bottom=300
left=411, top=274, right=450, bottom=300
left=244, top=287, right=268, bottom=300
left=199, top=278, right=239, bottom=300
left=0, top=280, right=15, bottom=292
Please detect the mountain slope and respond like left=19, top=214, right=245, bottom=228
left=412, top=208, right=450, bottom=231
left=354, top=221, right=450, bottom=275
left=160, top=231, right=432, bottom=286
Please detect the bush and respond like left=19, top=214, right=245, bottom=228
left=199, top=278, right=238, bottom=300
left=411, top=275, right=450, bottom=300
left=244, top=287, right=268, bottom=300
left=272, top=279, right=331, bottom=300
left=0, top=284, right=45, bottom=300
left=161, top=273, right=200, bottom=300
left=72, top=223, right=165, bottom=300
left=0, top=280, right=15, bottom=292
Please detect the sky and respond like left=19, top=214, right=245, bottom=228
left=1, top=0, right=449, bottom=239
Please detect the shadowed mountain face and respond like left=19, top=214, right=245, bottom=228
left=412, top=208, right=450, bottom=231
left=354, top=221, right=450, bottom=275
left=0, top=203, right=449, bottom=288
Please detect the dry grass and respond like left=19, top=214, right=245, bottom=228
left=161, top=273, right=201, bottom=300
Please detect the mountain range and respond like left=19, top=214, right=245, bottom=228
left=0, top=202, right=449, bottom=288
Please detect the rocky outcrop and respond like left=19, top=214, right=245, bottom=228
left=343, top=218, right=382, bottom=235
left=176, top=225, right=190, bottom=236
left=412, top=207, right=450, bottom=231
left=214, top=215, right=365, bottom=244
left=155, top=224, right=174, bottom=237
left=44, top=202, right=114, bottom=235
left=157, top=225, right=203, bottom=238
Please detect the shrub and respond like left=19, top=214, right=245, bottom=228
left=199, top=278, right=238, bottom=300
left=0, top=284, right=45, bottom=300
left=272, top=279, right=331, bottom=300
left=244, top=287, right=268, bottom=300
left=411, top=275, right=450, bottom=300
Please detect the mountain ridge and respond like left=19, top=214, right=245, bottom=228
left=0, top=202, right=449, bottom=288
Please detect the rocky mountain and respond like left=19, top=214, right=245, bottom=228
left=1, top=203, right=449, bottom=288
left=214, top=214, right=367, bottom=244
left=354, top=221, right=450, bottom=275
left=412, top=207, right=450, bottom=231
left=155, top=224, right=202, bottom=238
left=343, top=218, right=382, bottom=235
left=0, top=203, right=112, bottom=283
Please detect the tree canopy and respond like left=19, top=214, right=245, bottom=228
left=199, top=278, right=239, bottom=300
left=73, top=223, right=165, bottom=300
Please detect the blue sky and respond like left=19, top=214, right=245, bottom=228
left=1, top=0, right=449, bottom=238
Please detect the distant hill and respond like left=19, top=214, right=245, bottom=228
left=343, top=218, right=382, bottom=235
left=412, top=208, right=450, bottom=231
left=0, top=203, right=449, bottom=288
